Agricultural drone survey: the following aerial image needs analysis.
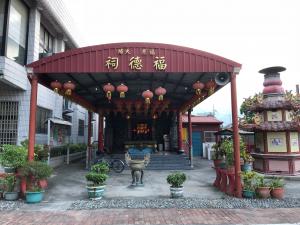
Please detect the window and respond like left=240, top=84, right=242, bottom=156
left=36, top=107, right=52, bottom=134
left=204, top=131, right=217, bottom=143
left=0, top=0, right=7, bottom=55
left=78, top=119, right=84, bottom=136
left=0, top=101, right=18, bottom=145
left=39, top=25, right=53, bottom=58
left=6, top=0, right=28, bottom=65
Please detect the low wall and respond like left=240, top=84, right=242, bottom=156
left=49, top=151, right=85, bottom=168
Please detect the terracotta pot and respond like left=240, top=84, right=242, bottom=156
left=256, top=187, right=270, bottom=198
left=39, top=179, right=48, bottom=189
left=271, top=188, right=284, bottom=199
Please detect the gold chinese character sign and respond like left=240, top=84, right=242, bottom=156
left=105, top=57, right=119, bottom=70
left=129, top=56, right=143, bottom=70
left=153, top=56, right=167, bottom=71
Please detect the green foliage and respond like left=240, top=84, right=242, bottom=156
left=166, top=172, right=187, bottom=188
left=256, top=176, right=270, bottom=188
left=85, top=173, right=108, bottom=186
left=241, top=171, right=258, bottom=191
left=20, top=139, right=49, bottom=161
left=91, top=162, right=109, bottom=174
left=19, top=161, right=52, bottom=191
left=220, top=139, right=234, bottom=167
left=0, top=145, right=27, bottom=168
left=240, top=93, right=263, bottom=123
left=2, top=174, right=16, bottom=192
left=269, top=177, right=284, bottom=189
left=211, top=143, right=225, bottom=160
left=50, top=143, right=87, bottom=158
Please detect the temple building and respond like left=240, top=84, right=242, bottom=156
left=240, top=67, right=300, bottom=175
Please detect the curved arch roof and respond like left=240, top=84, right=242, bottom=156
left=27, top=42, right=241, bottom=73
left=26, top=43, right=242, bottom=113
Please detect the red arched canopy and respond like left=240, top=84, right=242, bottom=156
left=26, top=42, right=241, bottom=112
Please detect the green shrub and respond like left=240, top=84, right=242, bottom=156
left=269, top=177, right=284, bottom=189
left=0, top=145, right=27, bottom=168
left=19, top=161, right=53, bottom=180
left=167, top=172, right=186, bottom=188
left=241, top=171, right=258, bottom=191
left=3, top=174, right=17, bottom=192
left=85, top=173, right=108, bottom=186
left=256, top=176, right=270, bottom=188
left=91, top=162, right=109, bottom=174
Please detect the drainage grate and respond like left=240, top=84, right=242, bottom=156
left=0, top=101, right=19, bottom=145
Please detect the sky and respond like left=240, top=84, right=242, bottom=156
left=63, top=0, right=300, bottom=125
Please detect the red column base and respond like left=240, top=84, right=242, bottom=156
left=220, top=169, right=228, bottom=193
left=213, top=168, right=221, bottom=188
left=227, top=174, right=235, bottom=196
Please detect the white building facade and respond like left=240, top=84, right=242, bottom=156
left=0, top=0, right=93, bottom=146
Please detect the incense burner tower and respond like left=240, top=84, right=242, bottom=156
left=241, top=66, right=300, bottom=175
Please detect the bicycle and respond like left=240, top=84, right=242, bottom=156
left=93, top=147, right=125, bottom=173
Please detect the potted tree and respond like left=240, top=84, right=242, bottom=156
left=221, top=139, right=235, bottom=174
left=241, top=171, right=257, bottom=198
left=2, top=174, right=19, bottom=201
left=270, top=177, right=285, bottom=199
left=19, top=161, right=53, bottom=203
left=211, top=143, right=225, bottom=168
left=256, top=176, right=270, bottom=198
left=86, top=162, right=109, bottom=200
left=0, top=145, right=27, bottom=173
left=166, top=172, right=187, bottom=198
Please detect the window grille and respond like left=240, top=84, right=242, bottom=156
left=0, top=101, right=18, bottom=145
left=204, top=131, right=217, bottom=142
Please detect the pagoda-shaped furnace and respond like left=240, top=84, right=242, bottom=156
left=241, top=66, right=300, bottom=175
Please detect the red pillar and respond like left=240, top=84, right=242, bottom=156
left=88, top=111, right=92, bottom=146
left=177, top=111, right=183, bottom=150
left=230, top=72, right=242, bottom=198
left=28, top=75, right=38, bottom=161
left=188, top=109, right=193, bottom=167
left=98, top=114, right=104, bottom=152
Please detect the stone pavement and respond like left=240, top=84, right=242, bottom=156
left=1, top=208, right=300, bottom=225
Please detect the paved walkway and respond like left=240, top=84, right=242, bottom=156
left=1, top=208, right=300, bottom=224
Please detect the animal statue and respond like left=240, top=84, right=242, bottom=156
left=125, top=152, right=150, bottom=186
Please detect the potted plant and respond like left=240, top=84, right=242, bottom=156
left=211, top=143, right=225, bottom=168
left=256, top=176, right=270, bottom=198
left=241, top=171, right=257, bottom=198
left=220, top=139, right=235, bottom=174
left=2, top=174, right=19, bottom=201
left=19, top=161, right=53, bottom=203
left=0, top=145, right=27, bottom=173
left=270, top=177, right=285, bottom=199
left=166, top=172, right=187, bottom=198
left=240, top=149, right=254, bottom=172
left=86, top=162, right=109, bottom=200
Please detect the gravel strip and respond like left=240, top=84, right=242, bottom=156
left=0, top=200, right=24, bottom=211
left=68, top=197, right=300, bottom=210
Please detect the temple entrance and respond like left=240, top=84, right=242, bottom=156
left=105, top=110, right=174, bottom=154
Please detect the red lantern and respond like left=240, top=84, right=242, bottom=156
left=205, top=80, right=217, bottom=96
left=193, top=81, right=205, bottom=95
left=117, top=83, right=128, bottom=98
left=63, top=81, right=75, bottom=96
left=50, top=80, right=62, bottom=93
left=103, top=83, right=115, bottom=101
left=142, top=90, right=153, bottom=104
left=155, top=87, right=167, bottom=101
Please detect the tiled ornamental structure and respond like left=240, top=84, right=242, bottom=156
left=241, top=67, right=300, bottom=175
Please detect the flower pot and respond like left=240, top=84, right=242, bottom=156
left=242, top=190, right=255, bottom=198
left=170, top=186, right=183, bottom=198
left=87, top=185, right=105, bottom=200
left=4, top=167, right=15, bottom=173
left=4, top=192, right=19, bottom=201
left=39, top=179, right=48, bottom=189
left=219, top=162, right=226, bottom=169
left=25, top=191, right=44, bottom=203
left=271, top=188, right=284, bottom=199
left=242, top=162, right=252, bottom=172
left=213, top=159, right=223, bottom=168
left=256, top=187, right=270, bottom=198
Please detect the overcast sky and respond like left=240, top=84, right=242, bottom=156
left=63, top=0, right=300, bottom=124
